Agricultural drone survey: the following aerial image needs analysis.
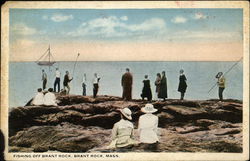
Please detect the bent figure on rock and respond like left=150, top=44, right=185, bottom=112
left=44, top=88, right=58, bottom=106
left=138, top=104, right=159, bottom=151
left=141, top=75, right=152, bottom=101
left=31, top=88, right=44, bottom=106
left=107, top=108, right=137, bottom=150
left=63, top=71, right=73, bottom=95
left=121, top=68, right=133, bottom=101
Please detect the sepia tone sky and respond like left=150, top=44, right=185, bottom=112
left=9, top=9, right=243, bottom=61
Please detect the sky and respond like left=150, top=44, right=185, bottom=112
left=9, top=9, right=243, bottom=61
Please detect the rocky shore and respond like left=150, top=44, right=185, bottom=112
left=9, top=95, right=242, bottom=152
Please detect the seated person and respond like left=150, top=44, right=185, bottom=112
left=138, top=104, right=159, bottom=151
left=44, top=88, right=58, bottom=106
left=107, top=107, right=137, bottom=149
left=31, top=88, right=44, bottom=106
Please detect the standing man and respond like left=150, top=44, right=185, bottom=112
left=42, top=69, right=47, bottom=90
left=63, top=71, right=73, bottom=94
left=121, top=68, right=133, bottom=101
left=82, top=73, right=87, bottom=96
left=158, top=71, right=168, bottom=101
left=217, top=72, right=225, bottom=101
left=54, top=68, right=61, bottom=93
left=92, top=73, right=100, bottom=98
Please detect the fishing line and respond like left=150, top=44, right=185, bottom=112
left=208, top=57, right=243, bottom=93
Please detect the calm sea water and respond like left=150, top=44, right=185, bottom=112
left=9, top=61, right=243, bottom=107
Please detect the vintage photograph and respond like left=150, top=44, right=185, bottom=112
left=1, top=1, right=249, bottom=161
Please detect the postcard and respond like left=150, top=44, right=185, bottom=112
left=1, top=1, right=249, bottom=161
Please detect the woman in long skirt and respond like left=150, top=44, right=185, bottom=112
left=178, top=69, right=187, bottom=100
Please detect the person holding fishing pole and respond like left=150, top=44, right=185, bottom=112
left=63, top=71, right=73, bottom=95
left=216, top=72, right=225, bottom=101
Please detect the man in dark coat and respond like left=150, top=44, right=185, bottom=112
left=158, top=71, right=168, bottom=100
left=178, top=69, right=187, bottom=100
left=63, top=71, right=73, bottom=94
left=121, top=68, right=133, bottom=101
left=141, top=75, right=152, bottom=101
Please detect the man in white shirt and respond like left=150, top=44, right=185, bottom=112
left=31, top=88, right=44, bottom=106
left=54, top=68, right=61, bottom=93
left=82, top=73, right=87, bottom=96
left=44, top=88, right=58, bottom=106
left=92, top=73, right=100, bottom=98
left=138, top=103, right=159, bottom=151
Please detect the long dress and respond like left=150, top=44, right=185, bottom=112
left=121, top=72, right=133, bottom=100
left=158, top=76, right=168, bottom=99
left=141, top=79, right=152, bottom=101
left=154, top=77, right=161, bottom=94
left=178, top=74, right=187, bottom=93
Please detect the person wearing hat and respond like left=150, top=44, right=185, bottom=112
left=138, top=104, right=159, bottom=151
left=216, top=72, right=225, bottom=101
left=107, top=108, right=137, bottom=150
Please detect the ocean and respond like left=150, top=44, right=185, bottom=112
left=9, top=61, right=243, bottom=107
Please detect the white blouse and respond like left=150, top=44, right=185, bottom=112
left=138, top=113, right=159, bottom=144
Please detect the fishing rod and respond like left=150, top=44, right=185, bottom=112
left=208, top=57, right=243, bottom=93
left=72, top=53, right=80, bottom=77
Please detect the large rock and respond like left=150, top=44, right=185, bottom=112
left=9, top=95, right=243, bottom=152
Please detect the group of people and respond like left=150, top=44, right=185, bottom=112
left=31, top=88, right=58, bottom=106
left=41, top=67, right=226, bottom=102
left=42, top=68, right=73, bottom=94
left=107, top=104, right=159, bottom=151
left=124, top=69, right=187, bottom=101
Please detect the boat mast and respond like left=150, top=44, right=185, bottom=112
left=48, top=45, right=51, bottom=63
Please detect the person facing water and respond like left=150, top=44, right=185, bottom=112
left=141, top=75, right=152, bottom=101
left=121, top=68, right=133, bottom=101
left=54, top=68, right=61, bottom=93
left=178, top=69, right=187, bottom=100
left=44, top=88, right=57, bottom=106
left=63, top=71, right=73, bottom=95
left=216, top=72, right=225, bottom=101
left=31, top=88, right=44, bottom=106
left=82, top=73, right=87, bottom=96
left=158, top=71, right=168, bottom=101
left=154, top=73, right=161, bottom=100
left=42, top=69, right=47, bottom=90
left=107, top=107, right=137, bottom=149
left=92, top=73, right=100, bottom=98
left=138, top=104, right=159, bottom=151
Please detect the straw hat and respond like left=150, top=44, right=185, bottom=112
left=119, top=108, right=132, bottom=120
left=141, top=104, right=157, bottom=113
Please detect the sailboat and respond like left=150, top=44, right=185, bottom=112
left=36, top=45, right=56, bottom=66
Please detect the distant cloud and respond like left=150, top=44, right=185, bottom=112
left=171, top=16, right=187, bottom=23
left=193, top=12, right=207, bottom=20
left=51, top=14, right=73, bottom=22
left=172, top=30, right=242, bottom=41
left=120, top=16, right=128, bottom=21
left=66, top=16, right=167, bottom=38
left=11, top=23, right=37, bottom=35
